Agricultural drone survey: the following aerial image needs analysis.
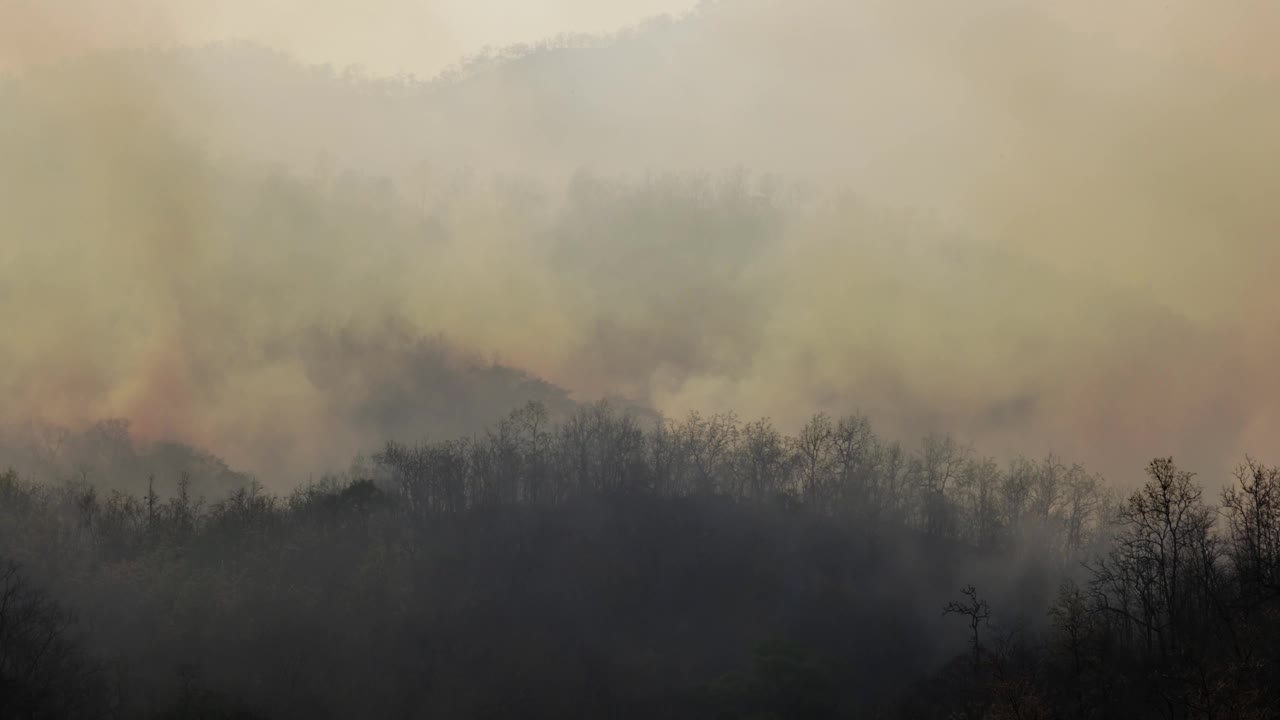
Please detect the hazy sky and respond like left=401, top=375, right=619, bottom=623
left=1, top=0, right=698, bottom=76
left=2, top=0, right=1277, bottom=486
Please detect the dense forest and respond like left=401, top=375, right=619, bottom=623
left=4, top=1, right=1279, bottom=717
left=3, top=403, right=1279, bottom=718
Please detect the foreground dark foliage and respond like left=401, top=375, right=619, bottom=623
left=1, top=403, right=1277, bottom=718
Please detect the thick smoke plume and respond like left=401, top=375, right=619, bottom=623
left=0, top=0, right=1276, bottom=485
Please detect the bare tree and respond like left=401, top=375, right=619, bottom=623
left=913, top=433, right=969, bottom=536
left=831, top=413, right=875, bottom=513
left=957, top=457, right=1003, bottom=550
left=792, top=413, right=834, bottom=508
left=944, top=584, right=991, bottom=674
left=1089, top=458, right=1216, bottom=661
left=1222, top=457, right=1280, bottom=600
left=733, top=418, right=789, bottom=500
left=678, top=411, right=739, bottom=496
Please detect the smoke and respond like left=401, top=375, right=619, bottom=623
left=0, top=0, right=697, bottom=77
left=0, top=0, right=1275, bottom=486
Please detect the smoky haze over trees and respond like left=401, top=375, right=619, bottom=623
left=3, top=406, right=1280, bottom=717
left=1, top=0, right=1278, bottom=717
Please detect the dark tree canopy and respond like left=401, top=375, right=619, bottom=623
left=2, top=406, right=1279, bottom=718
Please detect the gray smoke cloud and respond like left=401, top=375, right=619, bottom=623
left=0, top=0, right=1275, bottom=486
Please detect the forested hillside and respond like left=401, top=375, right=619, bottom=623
left=3, top=1, right=1277, bottom=717
left=3, top=403, right=1279, bottom=718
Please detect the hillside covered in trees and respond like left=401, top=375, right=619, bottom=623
left=3, top=404, right=1280, bottom=718
left=4, top=1, right=1278, bottom=718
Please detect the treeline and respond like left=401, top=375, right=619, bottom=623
left=1, top=402, right=1278, bottom=718
left=0, top=418, right=253, bottom=498
left=375, top=401, right=1111, bottom=560
left=907, top=456, right=1280, bottom=719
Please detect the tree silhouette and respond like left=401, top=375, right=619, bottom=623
left=943, top=585, right=991, bottom=674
